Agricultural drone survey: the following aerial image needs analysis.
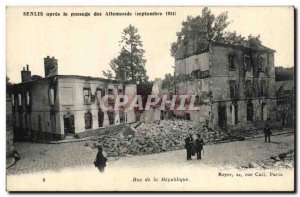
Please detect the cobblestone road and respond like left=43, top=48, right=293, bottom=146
left=7, top=132, right=294, bottom=175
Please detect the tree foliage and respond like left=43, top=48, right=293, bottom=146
left=275, top=66, right=294, bottom=81
left=6, top=76, right=13, bottom=94
left=103, top=25, right=149, bottom=84
left=171, top=7, right=262, bottom=57
left=102, top=70, right=114, bottom=80
left=31, top=75, right=43, bottom=80
left=161, top=73, right=175, bottom=89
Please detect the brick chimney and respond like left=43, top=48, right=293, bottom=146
left=44, top=56, right=58, bottom=77
left=21, top=65, right=31, bottom=83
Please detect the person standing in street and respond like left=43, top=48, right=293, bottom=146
left=195, top=134, right=204, bottom=160
left=94, top=146, right=107, bottom=173
left=185, top=134, right=194, bottom=160
left=264, top=119, right=272, bottom=143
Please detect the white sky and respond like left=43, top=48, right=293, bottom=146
left=7, top=7, right=294, bottom=83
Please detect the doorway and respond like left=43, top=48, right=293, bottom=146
left=63, top=115, right=75, bottom=134
left=218, top=105, right=227, bottom=128
left=98, top=110, right=104, bottom=127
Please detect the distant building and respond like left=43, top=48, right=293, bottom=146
left=10, top=56, right=136, bottom=141
left=173, top=40, right=277, bottom=131
left=276, top=80, right=294, bottom=127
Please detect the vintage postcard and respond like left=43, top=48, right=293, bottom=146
left=6, top=6, right=295, bottom=192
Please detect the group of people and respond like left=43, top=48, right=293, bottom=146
left=185, top=134, right=204, bottom=160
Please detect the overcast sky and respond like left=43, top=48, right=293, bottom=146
left=7, top=7, right=294, bottom=83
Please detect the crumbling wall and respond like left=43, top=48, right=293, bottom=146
left=175, top=52, right=209, bottom=76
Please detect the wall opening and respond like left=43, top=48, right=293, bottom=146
left=108, top=111, right=114, bottom=125
left=119, top=111, right=125, bottom=123
left=98, top=110, right=104, bottom=127
left=218, top=105, right=227, bottom=128
left=247, top=100, right=254, bottom=122
left=64, top=114, right=75, bottom=134
left=84, top=111, right=93, bottom=129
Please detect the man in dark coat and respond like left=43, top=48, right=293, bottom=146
left=94, top=146, right=107, bottom=173
left=185, top=134, right=194, bottom=160
left=264, top=120, right=272, bottom=143
left=195, top=134, right=204, bottom=160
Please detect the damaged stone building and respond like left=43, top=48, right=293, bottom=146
left=276, top=80, right=294, bottom=127
left=173, top=41, right=277, bottom=131
left=11, top=56, right=136, bottom=140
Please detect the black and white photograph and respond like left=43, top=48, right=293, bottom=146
left=5, top=6, right=295, bottom=191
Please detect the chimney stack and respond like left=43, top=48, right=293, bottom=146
left=44, top=56, right=58, bottom=77
left=21, top=65, right=31, bottom=83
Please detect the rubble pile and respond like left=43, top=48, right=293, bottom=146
left=90, top=120, right=230, bottom=157
left=240, top=150, right=294, bottom=169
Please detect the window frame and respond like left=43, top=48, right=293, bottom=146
left=243, top=55, right=251, bottom=72
left=83, top=88, right=91, bottom=104
left=228, top=55, right=236, bottom=71
left=258, top=57, right=265, bottom=72
left=84, top=111, right=93, bottom=130
left=229, top=80, right=237, bottom=99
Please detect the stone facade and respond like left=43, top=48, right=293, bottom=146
left=10, top=58, right=137, bottom=141
left=174, top=42, right=277, bottom=131
left=276, top=80, right=294, bottom=127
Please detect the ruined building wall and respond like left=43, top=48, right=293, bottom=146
left=174, top=52, right=211, bottom=124
left=12, top=77, right=62, bottom=140
left=210, top=45, right=277, bottom=130
left=57, top=77, right=136, bottom=135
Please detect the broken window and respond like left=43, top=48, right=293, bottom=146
left=260, top=80, right=266, bottom=97
left=218, top=105, right=227, bottom=128
left=231, top=103, right=238, bottom=125
left=119, top=111, right=125, bottom=123
left=243, top=55, right=251, bottom=72
left=234, top=104, right=238, bottom=124
left=18, top=93, right=22, bottom=106
left=261, top=103, right=267, bottom=121
left=98, top=110, right=104, bottom=127
left=26, top=91, right=30, bottom=106
left=247, top=101, right=253, bottom=122
left=83, top=88, right=91, bottom=104
left=11, top=94, right=15, bottom=106
left=258, top=57, right=265, bottom=72
left=229, top=80, right=237, bottom=99
left=84, top=111, right=92, bottom=129
left=96, top=89, right=102, bottom=104
left=64, top=114, right=75, bottom=134
left=118, top=88, right=124, bottom=95
left=107, top=88, right=113, bottom=95
left=228, top=55, right=235, bottom=70
left=49, top=88, right=54, bottom=105
left=253, top=80, right=259, bottom=97
left=245, top=80, right=252, bottom=98
left=50, top=113, right=56, bottom=132
left=108, top=111, right=114, bottom=125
